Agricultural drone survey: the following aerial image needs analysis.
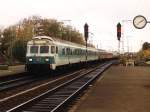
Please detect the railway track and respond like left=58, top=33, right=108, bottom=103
left=0, top=66, right=90, bottom=111
left=0, top=63, right=99, bottom=93
left=0, top=74, right=44, bottom=92
left=0, top=65, right=87, bottom=93
left=6, top=61, right=113, bottom=112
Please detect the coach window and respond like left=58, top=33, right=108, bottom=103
left=70, top=49, right=72, bottom=55
left=66, top=48, right=70, bottom=55
left=40, top=46, right=49, bottom=53
left=51, top=46, right=55, bottom=54
left=79, top=50, right=81, bottom=55
left=62, top=48, right=65, bottom=55
left=81, top=50, right=83, bottom=55
left=74, top=49, right=77, bottom=55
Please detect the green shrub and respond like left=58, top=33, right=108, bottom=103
left=12, top=40, right=26, bottom=62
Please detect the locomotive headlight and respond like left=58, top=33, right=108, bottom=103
left=29, top=58, right=32, bottom=61
left=45, top=58, right=49, bottom=61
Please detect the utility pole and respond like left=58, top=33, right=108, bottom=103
left=89, top=32, right=94, bottom=46
left=121, top=20, right=132, bottom=53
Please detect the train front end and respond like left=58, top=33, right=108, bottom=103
left=25, top=36, right=56, bottom=73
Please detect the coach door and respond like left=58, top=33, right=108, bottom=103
left=51, top=46, right=55, bottom=55
left=51, top=45, right=59, bottom=59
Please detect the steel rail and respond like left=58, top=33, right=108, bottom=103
left=0, top=75, right=40, bottom=92
left=0, top=75, right=36, bottom=86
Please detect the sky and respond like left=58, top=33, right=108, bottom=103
left=0, top=0, right=150, bottom=52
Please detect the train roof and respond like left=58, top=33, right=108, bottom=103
left=28, top=36, right=115, bottom=54
left=30, top=36, right=97, bottom=51
left=33, top=36, right=53, bottom=41
left=33, top=36, right=83, bottom=46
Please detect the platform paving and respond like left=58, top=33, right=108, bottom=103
left=70, top=66, right=150, bottom=112
left=0, top=65, right=25, bottom=77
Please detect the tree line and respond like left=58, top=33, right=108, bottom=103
left=136, top=42, right=150, bottom=61
left=142, top=42, right=150, bottom=50
left=0, top=16, right=89, bottom=64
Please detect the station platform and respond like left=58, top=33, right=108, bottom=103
left=70, top=66, right=150, bottom=112
left=0, top=65, right=25, bottom=77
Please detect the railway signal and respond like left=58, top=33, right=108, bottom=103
left=117, top=22, right=121, bottom=41
left=84, top=23, right=89, bottom=41
left=84, top=23, right=89, bottom=61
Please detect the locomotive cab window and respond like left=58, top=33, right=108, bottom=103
left=51, top=46, right=55, bottom=54
left=40, top=46, right=49, bottom=53
left=30, top=46, right=38, bottom=53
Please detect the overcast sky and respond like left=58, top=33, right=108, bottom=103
left=0, top=0, right=150, bottom=52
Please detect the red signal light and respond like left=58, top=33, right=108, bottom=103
left=117, top=23, right=121, bottom=41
